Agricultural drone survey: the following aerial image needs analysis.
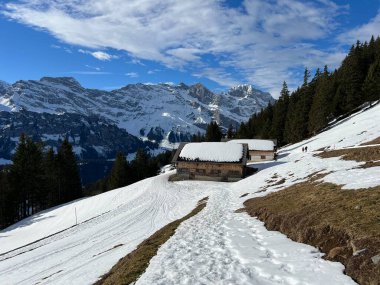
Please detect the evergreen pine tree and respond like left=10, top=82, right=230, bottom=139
left=284, top=92, right=301, bottom=143
left=270, top=81, right=289, bottom=145
left=205, top=121, right=222, bottom=142
left=57, top=138, right=82, bottom=203
left=131, top=148, right=151, bottom=182
left=308, top=66, right=335, bottom=134
left=9, top=134, right=45, bottom=219
left=363, top=57, right=380, bottom=104
left=0, top=167, right=16, bottom=229
left=227, top=124, right=235, bottom=139
left=303, top=67, right=310, bottom=87
left=237, top=122, right=249, bottom=138
left=108, top=152, right=129, bottom=190
left=43, top=148, right=59, bottom=207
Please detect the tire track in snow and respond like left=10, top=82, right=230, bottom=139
left=0, top=174, right=211, bottom=285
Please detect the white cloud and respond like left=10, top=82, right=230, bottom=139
left=193, top=68, right=240, bottom=88
left=68, top=71, right=111, bottom=75
left=85, top=64, right=101, bottom=71
left=91, top=51, right=115, bottom=61
left=129, top=58, right=146, bottom=66
left=147, top=69, right=161, bottom=75
left=78, top=49, right=117, bottom=61
left=338, top=11, right=380, bottom=44
left=3, top=0, right=351, bottom=97
left=125, top=72, right=138, bottom=78
left=50, top=44, right=72, bottom=53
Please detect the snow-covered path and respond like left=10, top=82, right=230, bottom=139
left=136, top=183, right=355, bottom=285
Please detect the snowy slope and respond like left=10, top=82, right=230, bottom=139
left=0, top=174, right=215, bottom=284
left=1, top=102, right=379, bottom=284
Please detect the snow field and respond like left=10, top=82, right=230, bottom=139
left=0, top=174, right=216, bottom=284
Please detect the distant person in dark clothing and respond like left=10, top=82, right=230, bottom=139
left=302, top=147, right=304, bottom=152
left=305, top=146, right=308, bottom=152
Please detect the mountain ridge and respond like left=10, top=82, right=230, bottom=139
left=0, top=77, right=274, bottom=142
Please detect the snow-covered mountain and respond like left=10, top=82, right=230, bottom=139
left=1, top=101, right=379, bottom=285
left=0, top=77, right=274, bottom=147
left=0, top=77, right=273, bottom=184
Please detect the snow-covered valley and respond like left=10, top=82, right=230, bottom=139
left=0, top=103, right=379, bottom=284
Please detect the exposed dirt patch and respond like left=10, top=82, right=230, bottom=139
left=316, top=147, right=327, bottom=151
left=317, top=145, right=380, bottom=166
left=93, top=244, right=124, bottom=258
left=264, top=173, right=287, bottom=188
left=241, top=182, right=380, bottom=285
left=361, top=136, right=380, bottom=146
left=272, top=178, right=286, bottom=186
left=95, top=197, right=208, bottom=285
left=359, top=161, right=380, bottom=169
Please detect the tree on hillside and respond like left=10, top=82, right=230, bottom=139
left=56, top=138, right=82, bottom=203
left=0, top=167, right=16, bottom=228
left=9, top=134, right=45, bottom=219
left=303, top=67, right=310, bottom=87
left=227, top=124, right=235, bottom=139
left=191, top=132, right=205, bottom=142
left=108, top=152, right=129, bottom=190
left=236, top=122, right=250, bottom=138
left=308, top=66, right=336, bottom=135
left=284, top=91, right=300, bottom=143
left=43, top=147, right=59, bottom=207
left=337, top=43, right=366, bottom=113
left=270, top=81, right=289, bottom=145
left=205, top=121, right=222, bottom=142
left=362, top=57, right=380, bottom=104
left=131, top=148, right=151, bottom=182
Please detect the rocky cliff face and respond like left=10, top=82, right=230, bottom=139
left=0, top=111, right=156, bottom=161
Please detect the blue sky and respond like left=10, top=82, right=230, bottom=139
left=0, top=0, right=379, bottom=98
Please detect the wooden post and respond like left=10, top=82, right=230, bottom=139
left=75, top=207, right=78, bottom=226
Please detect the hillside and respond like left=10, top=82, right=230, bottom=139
left=0, top=102, right=379, bottom=284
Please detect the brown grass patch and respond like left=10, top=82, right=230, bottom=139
left=272, top=178, right=286, bottom=186
left=241, top=182, right=380, bottom=284
left=361, top=136, right=380, bottom=146
left=359, top=161, right=380, bottom=169
left=95, top=197, right=208, bottom=285
left=317, top=145, right=380, bottom=165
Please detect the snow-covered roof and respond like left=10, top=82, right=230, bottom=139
left=179, top=142, right=244, bottom=162
left=228, top=139, right=274, bottom=151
